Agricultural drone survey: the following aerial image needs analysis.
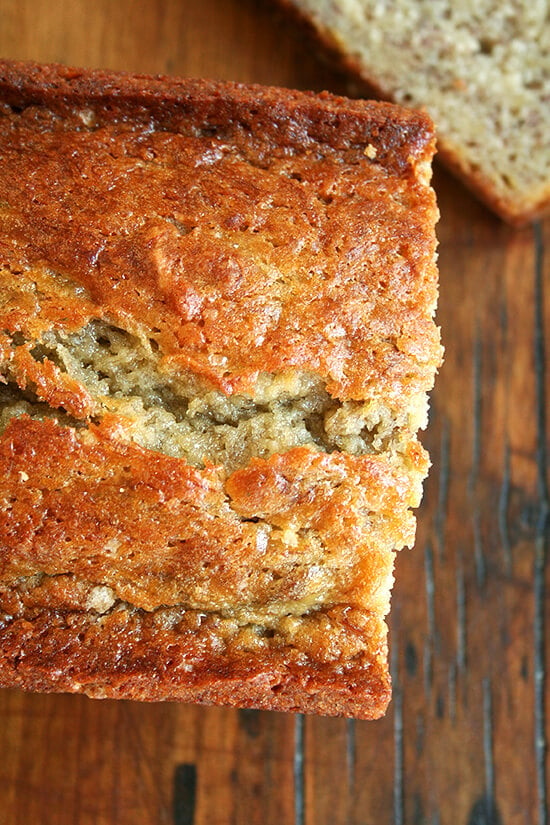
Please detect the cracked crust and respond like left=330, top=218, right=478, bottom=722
left=0, top=59, right=440, bottom=405
left=0, top=61, right=441, bottom=717
left=0, top=415, right=426, bottom=715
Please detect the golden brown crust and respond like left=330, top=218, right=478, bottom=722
left=0, top=59, right=434, bottom=172
left=0, top=588, right=390, bottom=717
left=0, top=59, right=440, bottom=405
left=434, top=140, right=550, bottom=227
left=0, top=415, right=417, bottom=717
left=0, top=416, right=424, bottom=616
left=0, top=60, right=440, bottom=717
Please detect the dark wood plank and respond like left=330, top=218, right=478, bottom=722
left=303, top=716, right=350, bottom=824
left=391, top=174, right=548, bottom=825
left=0, top=0, right=353, bottom=93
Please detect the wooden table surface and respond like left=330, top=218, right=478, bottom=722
left=0, top=1, right=548, bottom=823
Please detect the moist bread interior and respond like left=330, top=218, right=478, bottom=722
left=1, top=319, right=423, bottom=473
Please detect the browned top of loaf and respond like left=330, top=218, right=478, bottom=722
left=0, top=59, right=440, bottom=405
left=0, top=62, right=440, bottom=717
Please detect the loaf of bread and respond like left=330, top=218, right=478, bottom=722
left=279, top=0, right=550, bottom=225
left=0, top=60, right=441, bottom=718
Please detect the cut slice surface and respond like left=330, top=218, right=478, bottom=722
left=282, top=0, right=550, bottom=223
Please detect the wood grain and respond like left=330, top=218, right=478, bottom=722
left=0, top=0, right=548, bottom=823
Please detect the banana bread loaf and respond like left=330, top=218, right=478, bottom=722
left=280, top=0, right=550, bottom=225
left=0, top=60, right=441, bottom=718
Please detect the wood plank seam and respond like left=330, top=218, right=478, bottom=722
left=173, top=763, right=197, bottom=825
left=435, top=420, right=451, bottom=562
left=533, top=222, right=548, bottom=825
left=391, top=633, right=404, bottom=825
left=498, top=441, right=512, bottom=575
left=294, top=715, right=305, bottom=825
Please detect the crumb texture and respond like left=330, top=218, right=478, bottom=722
left=0, top=62, right=441, bottom=717
left=287, top=0, right=550, bottom=222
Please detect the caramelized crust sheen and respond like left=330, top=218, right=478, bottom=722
left=0, top=61, right=440, bottom=718
left=0, top=60, right=439, bottom=404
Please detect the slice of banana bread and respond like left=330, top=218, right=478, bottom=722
left=280, top=0, right=550, bottom=225
left=0, top=60, right=441, bottom=718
